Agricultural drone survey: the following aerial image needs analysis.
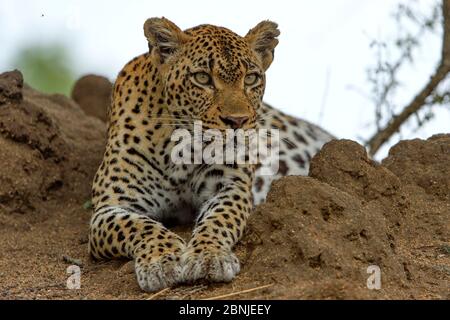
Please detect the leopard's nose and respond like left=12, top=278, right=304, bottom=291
left=220, top=115, right=249, bottom=129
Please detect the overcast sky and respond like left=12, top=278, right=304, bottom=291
left=0, top=0, right=448, bottom=159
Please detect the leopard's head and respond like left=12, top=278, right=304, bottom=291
left=144, top=17, right=279, bottom=131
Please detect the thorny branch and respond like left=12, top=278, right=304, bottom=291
left=366, top=0, right=450, bottom=156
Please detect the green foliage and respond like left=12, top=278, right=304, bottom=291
left=11, top=43, right=75, bottom=96
left=83, top=199, right=93, bottom=210
left=441, top=244, right=450, bottom=255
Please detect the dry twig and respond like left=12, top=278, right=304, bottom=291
left=201, top=283, right=274, bottom=300
left=62, top=255, right=83, bottom=267
left=146, top=287, right=171, bottom=300
left=367, top=0, right=450, bottom=156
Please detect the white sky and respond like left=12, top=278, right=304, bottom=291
left=0, top=0, right=448, bottom=159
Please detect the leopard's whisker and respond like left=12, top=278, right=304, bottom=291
left=90, top=19, right=334, bottom=296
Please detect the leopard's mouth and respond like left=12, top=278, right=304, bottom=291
left=201, top=122, right=257, bottom=132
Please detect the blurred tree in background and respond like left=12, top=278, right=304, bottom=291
left=11, top=43, right=75, bottom=96
left=365, top=0, right=450, bottom=156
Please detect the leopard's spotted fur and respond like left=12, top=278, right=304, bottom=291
left=89, top=18, right=334, bottom=292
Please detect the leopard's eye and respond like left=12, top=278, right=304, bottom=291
left=193, top=72, right=212, bottom=86
left=244, top=73, right=260, bottom=86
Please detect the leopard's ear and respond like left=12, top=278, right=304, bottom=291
left=144, top=17, right=189, bottom=63
left=245, top=21, right=280, bottom=70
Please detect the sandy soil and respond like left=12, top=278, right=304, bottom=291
left=0, top=71, right=448, bottom=300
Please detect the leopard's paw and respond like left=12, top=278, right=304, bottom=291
left=180, top=247, right=240, bottom=284
left=134, top=252, right=183, bottom=292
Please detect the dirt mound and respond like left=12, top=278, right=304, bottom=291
left=382, top=134, right=450, bottom=202
left=71, top=74, right=112, bottom=122
left=0, top=70, right=105, bottom=218
left=240, top=139, right=449, bottom=299
left=0, top=70, right=448, bottom=299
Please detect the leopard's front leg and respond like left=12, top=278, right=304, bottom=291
left=89, top=206, right=186, bottom=292
left=181, top=167, right=253, bottom=283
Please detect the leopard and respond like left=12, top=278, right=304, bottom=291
left=89, top=17, right=334, bottom=292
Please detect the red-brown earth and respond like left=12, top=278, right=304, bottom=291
left=0, top=71, right=448, bottom=299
